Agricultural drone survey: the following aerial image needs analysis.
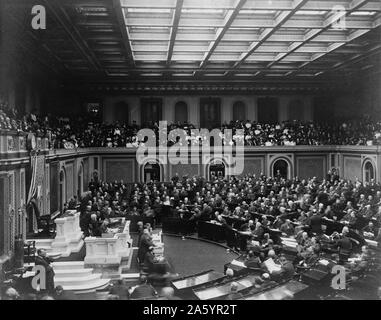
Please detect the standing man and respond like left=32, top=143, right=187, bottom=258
left=138, top=229, right=154, bottom=265
left=35, top=249, right=55, bottom=294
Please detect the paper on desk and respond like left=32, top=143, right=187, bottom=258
left=319, top=259, right=330, bottom=266
left=264, top=258, right=281, bottom=274
left=230, top=260, right=246, bottom=268
left=348, top=257, right=361, bottom=263
left=365, top=239, right=378, bottom=247
left=280, top=237, right=297, bottom=243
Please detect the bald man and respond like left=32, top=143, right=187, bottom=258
left=158, top=287, right=182, bottom=300
left=226, top=282, right=243, bottom=300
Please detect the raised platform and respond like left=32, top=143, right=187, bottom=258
left=27, top=211, right=84, bottom=258
left=23, top=261, right=111, bottom=294
left=84, top=219, right=132, bottom=267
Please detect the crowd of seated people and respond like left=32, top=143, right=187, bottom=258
left=4, top=170, right=381, bottom=300
left=130, top=173, right=381, bottom=284
left=79, top=170, right=381, bottom=276
left=1, top=100, right=381, bottom=148
left=78, top=180, right=131, bottom=236
left=79, top=171, right=381, bottom=244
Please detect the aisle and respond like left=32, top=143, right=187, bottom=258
left=162, top=234, right=239, bottom=277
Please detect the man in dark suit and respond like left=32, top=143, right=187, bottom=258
left=53, top=285, right=77, bottom=300
left=271, top=255, right=295, bottom=282
left=143, top=247, right=156, bottom=273
left=138, top=229, right=154, bottom=265
left=336, top=227, right=353, bottom=261
left=308, top=210, right=322, bottom=234
left=280, top=219, right=295, bottom=237
left=129, top=275, right=157, bottom=300
left=226, top=282, right=243, bottom=300
left=158, top=287, right=182, bottom=300
left=35, top=249, right=55, bottom=294
left=245, top=250, right=261, bottom=269
left=109, top=280, right=130, bottom=300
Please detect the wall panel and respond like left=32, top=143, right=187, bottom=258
left=104, top=159, right=134, bottom=183
left=297, top=157, right=326, bottom=180
left=343, top=156, right=362, bottom=182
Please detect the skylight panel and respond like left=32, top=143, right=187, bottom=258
left=140, top=73, right=163, bottom=76
left=182, top=8, right=225, bottom=14
left=351, top=11, right=377, bottom=16
left=127, top=8, right=171, bottom=13
left=240, top=10, right=276, bottom=14
left=295, top=10, right=327, bottom=15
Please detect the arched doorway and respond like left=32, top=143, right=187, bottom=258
left=175, top=101, right=188, bottom=124
left=59, top=169, right=66, bottom=213
left=363, top=160, right=375, bottom=183
left=233, top=101, right=246, bottom=121
left=272, top=159, right=289, bottom=179
left=144, top=162, right=161, bottom=182
left=209, top=160, right=225, bottom=180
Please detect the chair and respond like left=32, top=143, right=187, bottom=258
left=23, top=241, right=36, bottom=264
left=37, top=216, right=56, bottom=237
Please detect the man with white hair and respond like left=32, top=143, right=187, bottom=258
left=226, top=268, right=234, bottom=277
left=3, top=287, right=20, bottom=300
left=159, top=287, right=181, bottom=300
left=88, top=213, right=101, bottom=236
left=226, top=282, right=243, bottom=300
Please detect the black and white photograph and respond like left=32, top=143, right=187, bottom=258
left=0, top=0, right=381, bottom=307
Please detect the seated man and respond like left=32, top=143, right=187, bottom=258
left=244, top=250, right=261, bottom=269
left=109, top=279, right=130, bottom=300
left=271, top=255, right=295, bottom=282
left=129, top=275, right=157, bottom=300
left=340, top=209, right=358, bottom=228
left=158, top=287, right=182, bottom=300
left=280, top=219, right=295, bottom=237
left=299, top=247, right=320, bottom=268
left=252, top=222, right=265, bottom=241
left=35, top=249, right=55, bottom=294
left=226, top=282, right=243, bottom=300
left=362, top=221, right=378, bottom=240
left=88, top=213, right=102, bottom=237
left=53, top=285, right=77, bottom=300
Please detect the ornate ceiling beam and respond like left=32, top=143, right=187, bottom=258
left=166, top=0, right=184, bottom=65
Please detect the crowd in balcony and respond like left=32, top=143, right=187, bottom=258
left=1, top=101, right=381, bottom=148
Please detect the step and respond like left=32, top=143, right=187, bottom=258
left=25, top=261, right=85, bottom=270
left=55, top=273, right=103, bottom=287
left=54, top=268, right=94, bottom=278
left=59, top=278, right=111, bottom=294
left=52, top=261, right=85, bottom=270
left=31, top=239, right=54, bottom=248
left=120, top=273, right=140, bottom=279
left=95, top=292, right=111, bottom=300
